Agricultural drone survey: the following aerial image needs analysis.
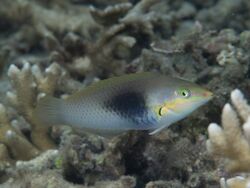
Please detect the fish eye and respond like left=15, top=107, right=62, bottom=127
left=177, top=88, right=191, bottom=98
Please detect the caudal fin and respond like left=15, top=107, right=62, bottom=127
left=34, top=96, right=64, bottom=126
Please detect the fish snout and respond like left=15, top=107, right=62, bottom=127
left=202, top=90, right=213, bottom=99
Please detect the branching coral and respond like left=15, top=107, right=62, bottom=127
left=207, top=89, right=250, bottom=187
left=90, top=3, right=133, bottom=26
left=7, top=62, right=59, bottom=150
left=0, top=96, right=39, bottom=161
left=0, top=0, right=99, bottom=38
left=83, top=0, right=164, bottom=76
left=0, top=62, right=72, bottom=161
left=220, top=176, right=250, bottom=188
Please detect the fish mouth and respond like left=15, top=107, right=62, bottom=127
left=202, top=90, right=213, bottom=100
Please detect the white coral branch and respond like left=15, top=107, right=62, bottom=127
left=220, top=176, right=250, bottom=188
left=207, top=89, right=250, bottom=187
left=4, top=61, right=65, bottom=154
left=31, top=63, right=63, bottom=95
left=231, top=89, right=250, bottom=122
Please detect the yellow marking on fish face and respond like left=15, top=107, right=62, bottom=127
left=163, top=92, right=210, bottom=113
left=152, top=86, right=212, bottom=120
left=153, top=97, right=192, bottom=118
left=153, top=101, right=173, bottom=119
left=159, top=106, right=168, bottom=116
left=153, top=105, right=167, bottom=119
left=164, top=98, right=187, bottom=111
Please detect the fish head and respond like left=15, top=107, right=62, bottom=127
left=152, top=78, right=213, bottom=123
left=171, top=84, right=212, bottom=115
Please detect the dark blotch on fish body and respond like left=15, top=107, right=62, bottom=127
left=104, top=91, right=149, bottom=125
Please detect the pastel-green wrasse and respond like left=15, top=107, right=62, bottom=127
left=34, top=72, right=212, bottom=136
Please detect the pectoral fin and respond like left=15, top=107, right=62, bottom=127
left=150, top=106, right=178, bottom=135
left=149, top=123, right=171, bottom=135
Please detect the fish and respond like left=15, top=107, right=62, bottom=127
left=34, top=72, right=213, bottom=136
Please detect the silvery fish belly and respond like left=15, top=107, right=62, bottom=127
left=34, top=72, right=213, bottom=136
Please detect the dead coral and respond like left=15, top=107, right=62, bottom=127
left=90, top=3, right=133, bottom=26
left=52, top=130, right=164, bottom=186
left=121, top=0, right=159, bottom=25
left=16, top=149, right=59, bottom=172
left=216, top=44, right=244, bottom=66
left=60, top=132, right=145, bottom=185
left=197, top=0, right=244, bottom=30
left=93, top=176, right=136, bottom=188
left=0, top=0, right=99, bottom=38
left=143, top=130, right=216, bottom=186
left=53, top=0, right=211, bottom=78
left=2, top=170, right=135, bottom=188
left=0, top=143, right=11, bottom=162
left=82, top=0, right=163, bottom=76
left=0, top=0, right=32, bottom=27
left=145, top=180, right=185, bottom=188
left=207, top=89, right=250, bottom=187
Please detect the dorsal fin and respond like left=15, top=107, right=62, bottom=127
left=67, top=72, right=159, bottom=102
